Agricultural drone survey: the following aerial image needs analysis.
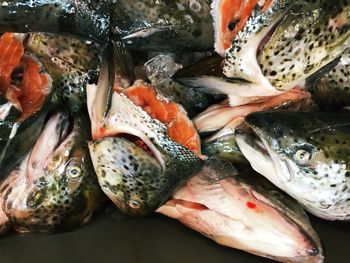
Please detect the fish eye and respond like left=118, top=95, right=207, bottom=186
left=189, top=0, right=201, bottom=12
left=127, top=200, right=142, bottom=210
left=293, top=149, right=312, bottom=165
left=67, top=166, right=82, bottom=179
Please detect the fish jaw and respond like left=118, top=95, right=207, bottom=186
left=88, top=135, right=204, bottom=216
left=236, top=111, right=350, bottom=220
left=89, top=137, right=163, bottom=216
left=223, top=0, right=291, bottom=84
left=158, top=160, right=323, bottom=262
left=26, top=112, right=70, bottom=182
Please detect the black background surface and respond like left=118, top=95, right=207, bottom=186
left=0, top=206, right=348, bottom=263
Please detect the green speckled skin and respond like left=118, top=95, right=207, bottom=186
left=0, top=0, right=110, bottom=43
left=26, top=33, right=101, bottom=112
left=258, top=0, right=350, bottom=90
left=0, top=112, right=105, bottom=233
left=90, top=137, right=204, bottom=217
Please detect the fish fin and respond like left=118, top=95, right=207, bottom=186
left=175, top=74, right=232, bottom=94
left=122, top=26, right=173, bottom=40
left=110, top=29, right=135, bottom=88
left=174, top=54, right=225, bottom=79
left=305, top=57, right=341, bottom=87
left=201, top=158, right=238, bottom=183
left=101, top=47, right=115, bottom=119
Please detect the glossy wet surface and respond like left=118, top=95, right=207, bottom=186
left=0, top=205, right=348, bottom=263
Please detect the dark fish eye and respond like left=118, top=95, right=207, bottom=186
left=188, top=0, right=201, bottom=12
left=127, top=200, right=142, bottom=210
left=293, top=148, right=312, bottom=165
left=67, top=166, right=82, bottom=179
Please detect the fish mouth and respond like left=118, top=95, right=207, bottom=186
left=159, top=170, right=324, bottom=262
left=163, top=198, right=322, bottom=261
left=28, top=112, right=74, bottom=178
left=235, top=125, right=293, bottom=189
left=87, top=58, right=165, bottom=168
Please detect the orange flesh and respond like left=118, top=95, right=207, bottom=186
left=0, top=33, right=24, bottom=94
left=220, top=0, right=275, bottom=50
left=0, top=33, right=50, bottom=122
left=221, top=0, right=243, bottom=50
left=124, top=82, right=201, bottom=156
left=17, top=56, right=50, bottom=121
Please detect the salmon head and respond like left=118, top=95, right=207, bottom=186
left=0, top=112, right=104, bottom=233
left=87, top=60, right=205, bottom=216
left=158, top=159, right=324, bottom=262
left=236, top=110, right=350, bottom=221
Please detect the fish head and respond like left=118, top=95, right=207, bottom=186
left=258, top=0, right=350, bottom=91
left=87, top=62, right=204, bottom=216
left=88, top=92, right=204, bottom=216
left=158, top=159, right=324, bottom=262
left=236, top=111, right=350, bottom=220
left=89, top=137, right=165, bottom=216
left=3, top=112, right=102, bottom=233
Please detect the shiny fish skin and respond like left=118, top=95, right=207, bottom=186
left=26, top=33, right=101, bottom=112
left=88, top=92, right=205, bottom=216
left=258, top=0, right=350, bottom=91
left=0, top=0, right=214, bottom=51
left=236, top=111, right=350, bottom=221
left=0, top=112, right=104, bottom=233
left=113, top=0, right=214, bottom=51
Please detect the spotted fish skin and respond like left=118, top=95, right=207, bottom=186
left=113, top=0, right=214, bottom=51
left=310, top=49, right=350, bottom=109
left=237, top=111, right=350, bottom=221
left=224, top=0, right=292, bottom=83
left=26, top=33, right=101, bottom=113
left=88, top=93, right=205, bottom=216
left=0, top=112, right=104, bottom=233
left=258, top=0, right=350, bottom=91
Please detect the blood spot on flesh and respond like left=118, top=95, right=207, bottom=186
left=246, top=201, right=257, bottom=209
left=99, top=127, right=106, bottom=135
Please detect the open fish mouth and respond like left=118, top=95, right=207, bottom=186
left=87, top=57, right=204, bottom=216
